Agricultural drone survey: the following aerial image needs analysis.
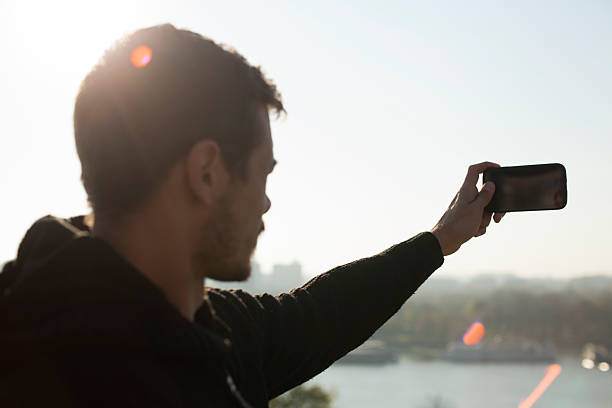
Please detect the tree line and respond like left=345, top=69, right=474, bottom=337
left=373, top=282, right=612, bottom=353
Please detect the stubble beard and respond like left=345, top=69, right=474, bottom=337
left=194, top=193, right=253, bottom=282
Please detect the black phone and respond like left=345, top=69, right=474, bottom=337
left=483, top=163, right=567, bottom=213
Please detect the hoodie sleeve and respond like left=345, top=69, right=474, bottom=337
left=206, top=232, right=444, bottom=401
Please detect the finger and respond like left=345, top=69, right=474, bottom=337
left=475, top=227, right=486, bottom=237
left=493, top=212, right=506, bottom=223
left=481, top=212, right=493, bottom=229
left=473, top=181, right=496, bottom=208
left=463, top=162, right=501, bottom=187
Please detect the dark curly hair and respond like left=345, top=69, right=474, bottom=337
left=74, top=24, right=285, bottom=218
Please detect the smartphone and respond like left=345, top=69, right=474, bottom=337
left=483, top=163, right=567, bottom=213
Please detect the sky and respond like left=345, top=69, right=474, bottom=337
left=0, top=0, right=610, bottom=280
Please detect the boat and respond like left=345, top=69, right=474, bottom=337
left=439, top=337, right=556, bottom=363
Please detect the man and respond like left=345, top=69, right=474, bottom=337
left=0, top=24, right=505, bottom=407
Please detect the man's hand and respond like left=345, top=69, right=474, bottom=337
left=431, top=162, right=506, bottom=256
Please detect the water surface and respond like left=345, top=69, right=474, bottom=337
left=307, top=358, right=610, bottom=407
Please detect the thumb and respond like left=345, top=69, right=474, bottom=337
left=474, top=181, right=496, bottom=208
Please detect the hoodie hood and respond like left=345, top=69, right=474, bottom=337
left=0, top=215, right=229, bottom=365
left=1, top=215, right=89, bottom=299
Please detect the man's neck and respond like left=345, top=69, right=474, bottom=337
left=91, top=212, right=203, bottom=321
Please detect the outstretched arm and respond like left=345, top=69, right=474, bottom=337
left=257, top=232, right=444, bottom=398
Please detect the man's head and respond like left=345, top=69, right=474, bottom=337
left=74, top=24, right=284, bottom=281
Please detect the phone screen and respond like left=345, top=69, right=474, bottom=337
left=483, top=164, right=567, bottom=213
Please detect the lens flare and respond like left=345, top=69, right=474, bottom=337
left=518, top=364, right=562, bottom=408
left=131, top=45, right=152, bottom=68
left=462, top=320, right=485, bottom=345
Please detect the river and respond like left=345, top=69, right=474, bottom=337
left=306, top=358, right=610, bottom=407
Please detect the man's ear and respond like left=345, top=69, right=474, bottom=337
left=185, top=139, right=229, bottom=206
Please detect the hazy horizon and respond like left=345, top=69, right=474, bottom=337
left=231, top=260, right=612, bottom=281
left=1, top=0, right=610, bottom=280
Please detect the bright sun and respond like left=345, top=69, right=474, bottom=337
left=12, top=0, right=161, bottom=80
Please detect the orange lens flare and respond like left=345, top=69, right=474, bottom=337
left=518, top=364, right=562, bottom=408
left=130, top=45, right=152, bottom=68
left=462, top=321, right=485, bottom=345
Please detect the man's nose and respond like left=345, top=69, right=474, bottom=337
left=263, top=195, right=271, bottom=214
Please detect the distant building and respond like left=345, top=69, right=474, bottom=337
left=268, top=262, right=304, bottom=294
left=207, top=260, right=305, bottom=295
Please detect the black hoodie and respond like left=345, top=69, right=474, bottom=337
left=0, top=215, right=444, bottom=407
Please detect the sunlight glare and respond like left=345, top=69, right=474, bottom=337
left=581, top=359, right=595, bottom=369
